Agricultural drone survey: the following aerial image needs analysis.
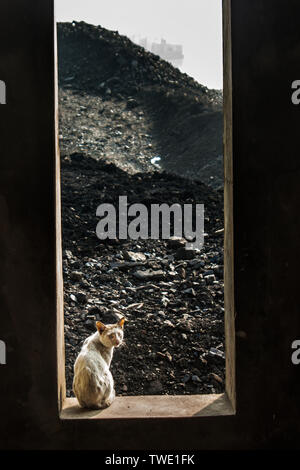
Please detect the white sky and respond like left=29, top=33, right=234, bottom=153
left=55, top=0, right=223, bottom=89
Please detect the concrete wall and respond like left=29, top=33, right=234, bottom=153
left=0, top=0, right=300, bottom=449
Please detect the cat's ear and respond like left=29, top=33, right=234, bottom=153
left=117, top=317, right=125, bottom=328
left=96, top=321, right=106, bottom=334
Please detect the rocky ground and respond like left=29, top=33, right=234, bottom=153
left=58, top=21, right=225, bottom=397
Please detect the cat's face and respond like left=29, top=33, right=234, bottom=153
left=96, top=317, right=125, bottom=348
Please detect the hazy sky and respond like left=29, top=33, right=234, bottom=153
left=55, top=0, right=223, bottom=89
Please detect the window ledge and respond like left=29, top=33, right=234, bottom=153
left=60, top=393, right=234, bottom=420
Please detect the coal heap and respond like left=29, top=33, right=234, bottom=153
left=57, top=21, right=223, bottom=188
left=57, top=21, right=225, bottom=398
left=57, top=21, right=221, bottom=100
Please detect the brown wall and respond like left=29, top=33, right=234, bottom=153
left=0, top=0, right=300, bottom=449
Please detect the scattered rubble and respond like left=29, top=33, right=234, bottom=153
left=61, top=155, right=225, bottom=397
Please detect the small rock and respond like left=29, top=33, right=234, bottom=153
left=178, top=267, right=186, bottom=279
left=209, top=347, right=225, bottom=360
left=88, top=305, right=102, bottom=316
left=198, top=355, right=208, bottom=366
left=65, top=250, right=73, bottom=260
left=175, top=247, right=200, bottom=260
left=127, top=98, right=138, bottom=109
left=182, top=374, right=191, bottom=383
left=123, top=251, right=146, bottom=262
left=133, top=269, right=165, bottom=281
left=165, top=351, right=172, bottom=362
left=176, top=318, right=193, bottom=332
left=182, top=288, right=196, bottom=297
left=85, top=319, right=95, bottom=330
left=205, top=274, right=216, bottom=285
left=203, top=270, right=214, bottom=276
left=210, top=373, right=223, bottom=384
left=163, top=320, right=174, bottom=328
left=192, top=375, right=201, bottom=383
left=70, top=271, right=83, bottom=282
left=76, top=292, right=88, bottom=304
left=166, top=236, right=186, bottom=249
left=189, top=259, right=205, bottom=269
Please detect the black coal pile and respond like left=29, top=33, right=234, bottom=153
left=58, top=21, right=223, bottom=189
left=57, top=21, right=221, bottom=100
left=57, top=21, right=225, bottom=398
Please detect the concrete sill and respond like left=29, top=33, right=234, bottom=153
left=60, top=393, right=235, bottom=420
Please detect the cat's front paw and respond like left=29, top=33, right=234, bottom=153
left=104, top=398, right=113, bottom=407
left=104, top=392, right=115, bottom=407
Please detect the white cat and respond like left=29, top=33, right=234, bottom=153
left=73, top=317, right=125, bottom=409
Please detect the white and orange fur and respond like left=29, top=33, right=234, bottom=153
left=73, top=317, right=125, bottom=409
